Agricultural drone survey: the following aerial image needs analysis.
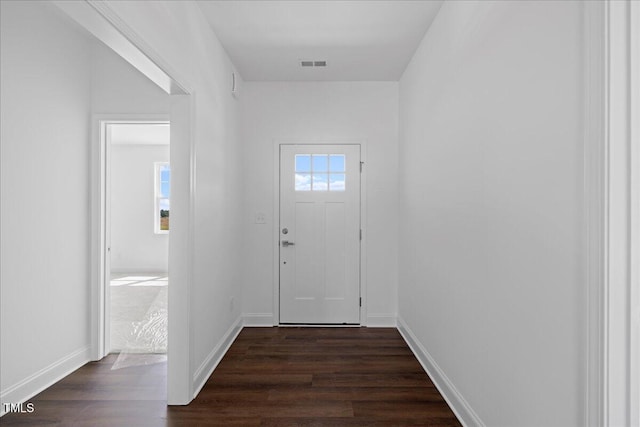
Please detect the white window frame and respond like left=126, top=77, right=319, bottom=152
left=155, top=162, right=170, bottom=235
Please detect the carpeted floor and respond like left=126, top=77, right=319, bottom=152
left=110, top=274, right=167, bottom=354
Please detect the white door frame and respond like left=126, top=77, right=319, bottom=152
left=272, top=140, right=368, bottom=326
left=630, top=3, right=640, bottom=425
left=55, top=0, right=196, bottom=406
left=603, top=2, right=637, bottom=425
left=585, top=1, right=638, bottom=425
left=92, top=116, right=170, bottom=359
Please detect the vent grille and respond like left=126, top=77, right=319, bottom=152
left=300, top=60, right=327, bottom=68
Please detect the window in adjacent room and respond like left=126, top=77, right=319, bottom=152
left=155, top=162, right=170, bottom=233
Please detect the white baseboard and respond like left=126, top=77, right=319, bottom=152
left=243, top=313, right=275, bottom=327
left=0, top=345, right=91, bottom=417
left=397, top=317, right=484, bottom=427
left=366, top=314, right=397, bottom=327
left=192, top=316, right=243, bottom=398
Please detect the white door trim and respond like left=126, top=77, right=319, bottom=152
left=168, top=93, right=196, bottom=405
left=583, top=2, right=606, bottom=424
left=629, top=2, right=640, bottom=425
left=272, top=140, right=368, bottom=326
left=585, top=1, right=637, bottom=425
left=602, top=2, right=635, bottom=425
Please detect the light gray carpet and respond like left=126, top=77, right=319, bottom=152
left=110, top=274, right=167, bottom=354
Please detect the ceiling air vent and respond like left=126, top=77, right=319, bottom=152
left=300, top=60, right=327, bottom=68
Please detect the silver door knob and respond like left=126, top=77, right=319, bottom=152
left=281, top=240, right=295, bottom=247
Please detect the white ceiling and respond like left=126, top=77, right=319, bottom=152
left=197, top=1, right=443, bottom=81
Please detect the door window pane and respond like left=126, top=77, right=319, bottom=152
left=329, top=155, right=345, bottom=172
left=312, top=174, right=329, bottom=191
left=329, top=174, right=346, bottom=191
left=295, top=155, right=311, bottom=172
left=312, top=155, right=328, bottom=172
left=295, top=173, right=312, bottom=191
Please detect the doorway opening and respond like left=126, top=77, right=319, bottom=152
left=100, top=120, right=170, bottom=369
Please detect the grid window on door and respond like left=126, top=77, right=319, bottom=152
left=295, top=154, right=345, bottom=191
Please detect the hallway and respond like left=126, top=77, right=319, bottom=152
left=1, top=1, right=636, bottom=425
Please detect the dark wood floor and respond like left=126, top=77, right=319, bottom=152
left=1, top=327, right=461, bottom=426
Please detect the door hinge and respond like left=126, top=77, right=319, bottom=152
left=360, top=229, right=362, bottom=240
left=360, top=161, right=364, bottom=172
left=359, top=297, right=362, bottom=307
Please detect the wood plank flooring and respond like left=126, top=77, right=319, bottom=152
left=1, top=327, right=461, bottom=426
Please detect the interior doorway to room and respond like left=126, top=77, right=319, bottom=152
left=279, top=144, right=361, bottom=324
left=103, top=121, right=170, bottom=367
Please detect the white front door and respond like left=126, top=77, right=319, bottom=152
left=279, top=144, right=361, bottom=324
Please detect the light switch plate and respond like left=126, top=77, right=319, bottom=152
left=255, top=211, right=266, bottom=224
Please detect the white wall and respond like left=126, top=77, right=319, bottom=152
left=398, top=1, right=585, bottom=426
left=0, top=0, right=93, bottom=409
left=241, top=82, right=399, bottom=326
left=110, top=144, right=169, bottom=273
left=100, top=0, right=244, bottom=399
left=91, top=40, right=169, bottom=116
